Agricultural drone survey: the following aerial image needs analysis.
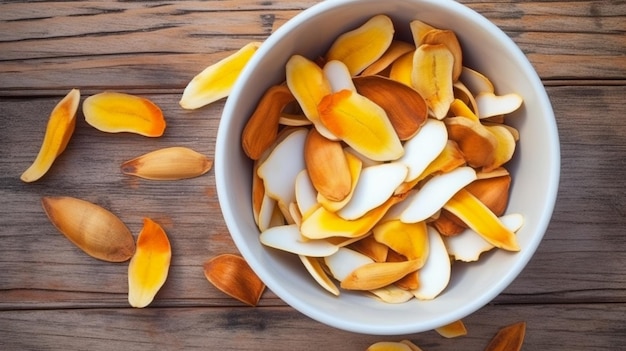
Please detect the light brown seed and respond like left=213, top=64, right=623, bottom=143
left=121, top=146, right=212, bottom=180
left=484, top=321, right=526, bottom=351
left=41, top=196, right=135, bottom=262
left=203, top=253, right=266, bottom=306
left=304, top=128, right=352, bottom=202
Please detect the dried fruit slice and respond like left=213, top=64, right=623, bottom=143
left=443, top=188, right=520, bottom=251
left=318, top=89, right=403, bottom=162
left=369, top=284, right=414, bottom=304
left=367, top=340, right=423, bottom=351
left=301, top=195, right=403, bottom=239
left=341, top=259, right=422, bottom=291
left=445, top=116, right=498, bottom=168
left=421, top=29, right=463, bottom=81
left=21, top=89, right=80, bottom=183
left=400, top=166, right=477, bottom=223
left=373, top=220, right=429, bottom=266
left=450, top=98, right=479, bottom=122
left=444, top=213, right=523, bottom=262
left=353, top=75, right=428, bottom=140
left=299, top=255, right=339, bottom=296
left=361, top=40, right=415, bottom=76
left=294, top=170, right=319, bottom=218
left=410, top=226, right=450, bottom=300
left=121, top=146, right=212, bottom=180
left=476, top=92, right=523, bottom=119
left=128, top=218, right=171, bottom=308
left=41, top=196, right=135, bottom=262
left=483, top=124, right=517, bottom=172
left=348, top=234, right=389, bottom=262
left=324, top=247, right=374, bottom=282
left=435, top=319, right=468, bottom=338
left=304, top=128, right=352, bottom=202
left=326, top=14, right=395, bottom=75
left=260, top=224, right=339, bottom=257
left=256, top=128, right=308, bottom=207
left=396, top=118, right=448, bottom=182
left=242, top=84, right=296, bottom=160
left=83, top=92, right=165, bottom=137
left=203, top=253, right=266, bottom=306
left=484, top=321, right=526, bottom=351
left=411, top=44, right=455, bottom=120
left=286, top=55, right=337, bottom=140
left=460, top=66, right=494, bottom=96
left=410, top=20, right=436, bottom=46
left=180, top=42, right=261, bottom=109
left=338, top=162, right=408, bottom=220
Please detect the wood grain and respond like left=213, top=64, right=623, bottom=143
left=1, top=0, right=625, bottom=349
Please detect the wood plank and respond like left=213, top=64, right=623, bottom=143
left=0, top=304, right=623, bottom=350
left=0, top=1, right=624, bottom=92
left=1, top=85, right=625, bottom=309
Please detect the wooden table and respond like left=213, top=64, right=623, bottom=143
left=1, top=1, right=624, bottom=349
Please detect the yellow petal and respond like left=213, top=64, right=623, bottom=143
left=443, top=188, right=520, bottom=251
left=301, top=195, right=403, bottom=239
left=361, top=40, right=415, bottom=76
left=318, top=89, right=403, bottom=161
left=389, top=51, right=414, bottom=86
left=326, top=14, right=395, bottom=75
left=180, top=42, right=261, bottom=109
left=483, top=124, right=517, bottom=172
left=128, top=218, right=171, bottom=308
left=341, top=259, right=422, bottom=291
left=21, top=89, right=80, bottom=183
left=285, top=55, right=337, bottom=139
left=83, top=92, right=165, bottom=137
left=373, top=220, right=429, bottom=266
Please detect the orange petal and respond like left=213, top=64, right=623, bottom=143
left=203, top=253, right=266, bottom=306
left=484, top=321, right=527, bottom=351
left=21, top=89, right=80, bottom=182
left=180, top=42, right=261, bottom=109
left=83, top=92, right=165, bottom=137
left=128, top=218, right=171, bottom=308
left=443, top=189, right=520, bottom=251
left=435, top=319, right=468, bottom=338
left=318, top=89, right=403, bottom=161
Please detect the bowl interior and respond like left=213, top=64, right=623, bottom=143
left=216, top=0, right=559, bottom=335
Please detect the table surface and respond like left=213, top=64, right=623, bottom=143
left=1, top=1, right=625, bottom=350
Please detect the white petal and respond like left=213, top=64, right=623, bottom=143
left=397, top=119, right=448, bottom=181
left=294, top=170, right=318, bottom=216
left=260, top=224, right=338, bottom=257
left=476, top=92, right=523, bottom=119
left=324, top=247, right=373, bottom=281
left=323, top=60, right=357, bottom=92
left=401, top=166, right=477, bottom=223
left=411, top=226, right=450, bottom=300
left=338, top=163, right=408, bottom=220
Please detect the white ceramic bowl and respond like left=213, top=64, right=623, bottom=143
left=216, top=0, right=559, bottom=335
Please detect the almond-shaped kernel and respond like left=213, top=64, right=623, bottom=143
left=180, top=42, right=261, bottom=109
left=484, top=321, right=527, bottom=351
left=411, top=44, right=455, bottom=120
left=410, top=226, right=450, bottom=300
left=317, top=150, right=363, bottom=212
left=242, top=84, right=295, bottom=160
left=21, top=89, right=80, bottom=183
left=445, top=116, right=498, bottom=168
left=353, top=75, right=428, bottom=140
left=204, top=253, right=266, bottom=306
left=304, top=128, right=352, bottom=202
left=128, top=218, right=171, bottom=308
left=83, top=92, right=165, bottom=137
left=326, top=14, right=395, bottom=75
left=341, top=259, right=422, bottom=291
left=338, top=162, right=408, bottom=220
left=121, top=146, right=212, bottom=180
left=41, top=196, right=135, bottom=262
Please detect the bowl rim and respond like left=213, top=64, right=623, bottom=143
left=216, top=0, right=560, bottom=335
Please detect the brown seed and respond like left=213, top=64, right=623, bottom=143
left=41, top=196, right=135, bottom=262
left=484, top=321, right=526, bottom=351
left=121, top=146, right=212, bottom=180
left=304, top=128, right=352, bottom=202
left=203, top=253, right=265, bottom=306
left=241, top=84, right=295, bottom=160
left=353, top=75, right=428, bottom=140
